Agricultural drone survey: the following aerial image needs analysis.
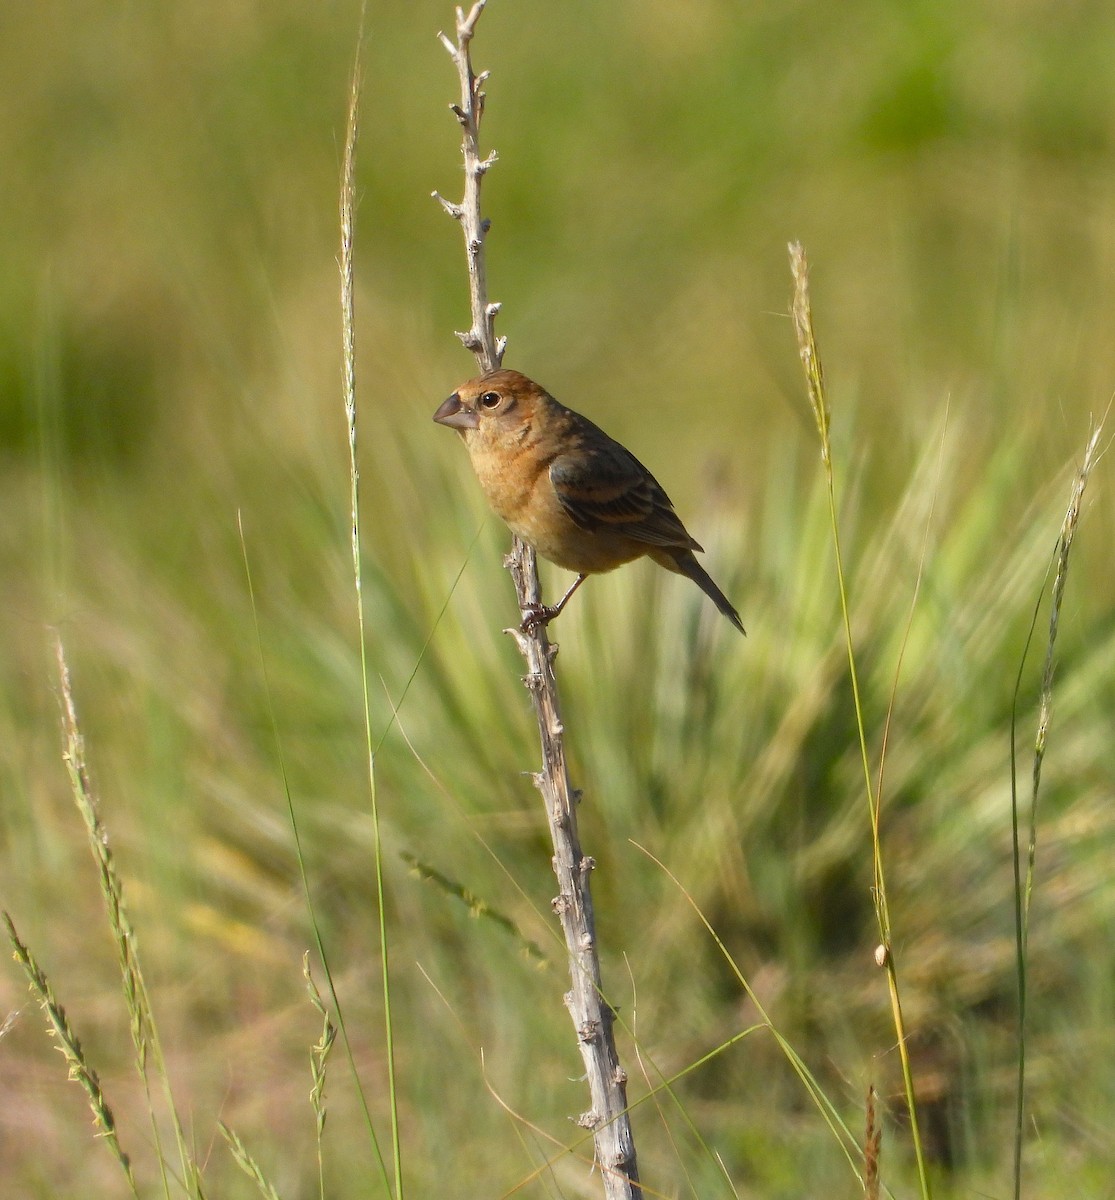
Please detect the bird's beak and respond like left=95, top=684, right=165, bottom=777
left=433, top=392, right=479, bottom=431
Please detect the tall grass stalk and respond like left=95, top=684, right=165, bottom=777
left=238, top=27, right=392, bottom=1192
left=788, top=242, right=931, bottom=1198
left=1010, top=421, right=1104, bottom=1200
left=238, top=514, right=386, bottom=1188
left=3, top=912, right=138, bottom=1196
left=338, top=30, right=405, bottom=1199
left=53, top=635, right=199, bottom=1197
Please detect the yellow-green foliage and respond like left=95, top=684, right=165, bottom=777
left=2, top=3, right=1114, bottom=1197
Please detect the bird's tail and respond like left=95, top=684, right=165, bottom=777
left=668, top=550, right=746, bottom=635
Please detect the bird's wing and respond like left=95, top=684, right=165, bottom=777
left=549, top=423, right=701, bottom=551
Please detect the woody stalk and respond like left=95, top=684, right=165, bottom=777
left=433, top=4, right=641, bottom=1196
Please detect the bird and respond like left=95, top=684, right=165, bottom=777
left=433, top=369, right=745, bottom=634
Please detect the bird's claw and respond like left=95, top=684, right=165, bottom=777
left=519, top=602, right=558, bottom=634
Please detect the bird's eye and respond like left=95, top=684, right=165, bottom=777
left=479, top=391, right=502, bottom=409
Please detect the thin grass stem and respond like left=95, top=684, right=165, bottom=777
left=237, top=513, right=389, bottom=1188
left=339, top=24, right=405, bottom=1199
left=633, top=842, right=867, bottom=1183
left=54, top=635, right=197, bottom=1197
left=788, top=242, right=931, bottom=1199
left=1009, top=422, right=1104, bottom=1200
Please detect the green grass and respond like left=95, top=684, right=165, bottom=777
left=3, top=2, right=1115, bottom=1197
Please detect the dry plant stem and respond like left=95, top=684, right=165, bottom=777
left=434, top=1, right=506, bottom=372
left=506, top=572, right=640, bottom=1196
left=436, top=6, right=640, bottom=1196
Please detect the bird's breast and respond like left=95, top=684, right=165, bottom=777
left=479, top=460, right=640, bottom=574
left=467, top=437, right=547, bottom=530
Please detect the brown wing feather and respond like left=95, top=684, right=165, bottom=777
left=548, top=415, right=701, bottom=552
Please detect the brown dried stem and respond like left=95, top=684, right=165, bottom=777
left=433, top=1, right=505, bottom=371
left=435, top=5, right=640, bottom=1195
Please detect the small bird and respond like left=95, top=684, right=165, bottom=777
left=434, top=369, right=744, bottom=634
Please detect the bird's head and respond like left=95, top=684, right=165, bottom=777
left=433, top=369, right=544, bottom=448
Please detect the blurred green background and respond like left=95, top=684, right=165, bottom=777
left=2, top=1, right=1114, bottom=1196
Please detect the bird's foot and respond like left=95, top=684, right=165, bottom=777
left=519, top=602, right=560, bottom=634
left=519, top=574, right=586, bottom=633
